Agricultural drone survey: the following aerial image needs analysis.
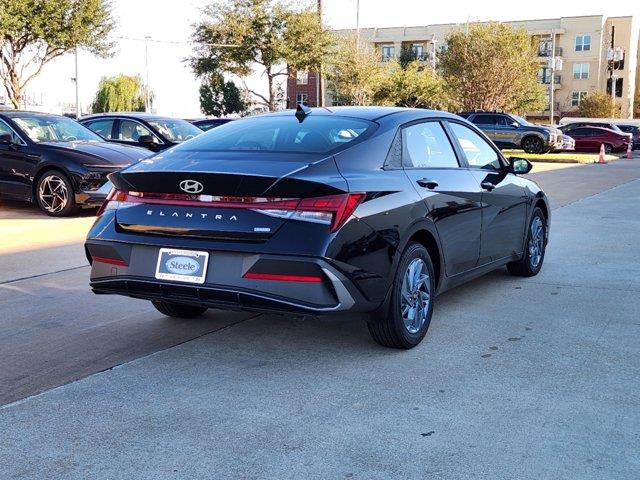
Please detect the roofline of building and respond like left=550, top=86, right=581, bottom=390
left=331, top=14, right=621, bottom=33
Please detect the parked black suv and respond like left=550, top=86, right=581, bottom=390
left=458, top=111, right=563, bottom=153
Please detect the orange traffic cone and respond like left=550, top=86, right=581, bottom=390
left=597, top=144, right=607, bottom=164
left=626, top=139, right=633, bottom=159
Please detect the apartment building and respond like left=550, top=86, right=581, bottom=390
left=288, top=15, right=639, bottom=120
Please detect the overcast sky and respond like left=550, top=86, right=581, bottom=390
left=18, top=0, right=640, bottom=117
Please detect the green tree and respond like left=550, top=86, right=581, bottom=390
left=577, top=92, right=621, bottom=118
left=199, top=73, right=247, bottom=116
left=439, top=23, right=545, bottom=114
left=325, top=34, right=388, bottom=106
left=91, top=74, right=149, bottom=113
left=375, top=60, right=450, bottom=109
left=190, top=0, right=331, bottom=111
left=0, top=0, right=115, bottom=108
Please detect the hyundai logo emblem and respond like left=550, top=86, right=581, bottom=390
left=179, top=179, right=204, bottom=194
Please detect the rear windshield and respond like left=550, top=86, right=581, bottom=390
left=171, top=115, right=374, bottom=154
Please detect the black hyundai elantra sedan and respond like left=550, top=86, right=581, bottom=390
left=86, top=106, right=550, bottom=349
left=0, top=111, right=150, bottom=216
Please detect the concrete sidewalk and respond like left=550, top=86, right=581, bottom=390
left=1, top=182, right=639, bottom=478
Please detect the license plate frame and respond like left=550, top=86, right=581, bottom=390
left=155, top=248, right=209, bottom=284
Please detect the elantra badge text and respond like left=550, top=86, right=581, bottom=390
left=179, top=179, right=204, bottom=194
left=146, top=210, right=238, bottom=221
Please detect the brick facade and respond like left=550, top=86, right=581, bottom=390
left=286, top=70, right=319, bottom=108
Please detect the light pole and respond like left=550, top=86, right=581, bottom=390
left=317, top=0, right=324, bottom=107
left=144, top=35, right=151, bottom=112
left=549, top=32, right=556, bottom=125
left=74, top=45, right=80, bottom=118
left=356, top=0, right=360, bottom=48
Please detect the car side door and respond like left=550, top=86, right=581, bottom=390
left=492, top=114, right=519, bottom=148
left=0, top=119, right=36, bottom=201
left=400, top=120, right=483, bottom=276
left=446, top=121, right=528, bottom=265
left=115, top=119, right=164, bottom=151
left=469, top=114, right=498, bottom=143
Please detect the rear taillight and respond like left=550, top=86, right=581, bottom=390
left=96, top=188, right=133, bottom=216
left=96, top=190, right=365, bottom=232
left=258, top=193, right=365, bottom=232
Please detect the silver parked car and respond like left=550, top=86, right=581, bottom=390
left=458, top=111, right=563, bottom=154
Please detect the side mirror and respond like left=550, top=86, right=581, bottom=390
left=0, top=133, right=14, bottom=144
left=510, top=121, right=520, bottom=129
left=509, top=157, right=532, bottom=174
left=137, top=135, right=160, bottom=150
left=138, top=134, right=155, bottom=145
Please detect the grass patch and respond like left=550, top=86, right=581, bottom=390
left=502, top=149, right=617, bottom=164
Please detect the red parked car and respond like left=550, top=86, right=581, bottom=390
left=559, top=126, right=630, bottom=153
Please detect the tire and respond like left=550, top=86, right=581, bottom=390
left=603, top=144, right=613, bottom=154
left=35, top=170, right=77, bottom=217
left=367, top=242, right=435, bottom=349
left=507, top=207, right=547, bottom=277
left=522, top=136, right=544, bottom=154
left=152, top=300, right=208, bottom=318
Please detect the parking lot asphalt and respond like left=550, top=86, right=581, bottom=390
left=1, top=157, right=639, bottom=479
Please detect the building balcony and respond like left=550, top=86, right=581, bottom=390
left=538, top=75, right=562, bottom=86
left=538, top=47, right=563, bottom=57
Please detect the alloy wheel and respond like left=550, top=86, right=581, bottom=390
left=523, top=137, right=542, bottom=154
left=38, top=175, right=69, bottom=214
left=528, top=216, right=545, bottom=268
left=400, top=258, right=431, bottom=334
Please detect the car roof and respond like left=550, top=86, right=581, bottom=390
left=187, top=117, right=233, bottom=122
left=259, top=106, right=461, bottom=122
left=79, top=112, right=177, bottom=122
left=0, top=110, right=68, bottom=119
left=571, top=125, right=619, bottom=133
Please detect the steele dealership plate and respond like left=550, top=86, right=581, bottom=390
left=155, top=248, right=209, bottom=284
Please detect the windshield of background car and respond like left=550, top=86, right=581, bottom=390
left=13, top=116, right=103, bottom=143
left=172, top=115, right=374, bottom=155
left=147, top=119, right=202, bottom=143
left=511, top=114, right=533, bottom=126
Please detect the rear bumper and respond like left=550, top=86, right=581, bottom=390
left=86, top=240, right=376, bottom=315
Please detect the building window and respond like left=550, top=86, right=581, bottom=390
left=575, top=35, right=591, bottom=52
left=572, top=63, right=589, bottom=79
left=607, top=77, right=623, bottom=98
left=571, top=91, right=588, bottom=107
left=296, top=93, right=308, bottom=106
left=381, top=45, right=395, bottom=61
left=410, top=44, right=424, bottom=59
left=538, top=39, right=552, bottom=56
left=538, top=67, right=551, bottom=84
left=296, top=71, right=308, bottom=85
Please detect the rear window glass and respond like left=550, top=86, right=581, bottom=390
left=171, top=115, right=374, bottom=155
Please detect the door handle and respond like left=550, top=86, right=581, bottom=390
left=416, top=178, right=439, bottom=189
left=481, top=181, right=496, bottom=191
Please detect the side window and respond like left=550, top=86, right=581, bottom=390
left=0, top=120, right=21, bottom=144
left=448, top=122, right=502, bottom=170
left=401, top=122, right=459, bottom=169
left=119, top=120, right=153, bottom=142
left=471, top=114, right=497, bottom=126
left=495, top=115, right=509, bottom=127
left=85, top=119, right=114, bottom=139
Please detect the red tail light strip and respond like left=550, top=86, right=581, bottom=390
left=243, top=272, right=322, bottom=283
left=91, top=256, right=128, bottom=267
left=98, top=190, right=366, bottom=233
